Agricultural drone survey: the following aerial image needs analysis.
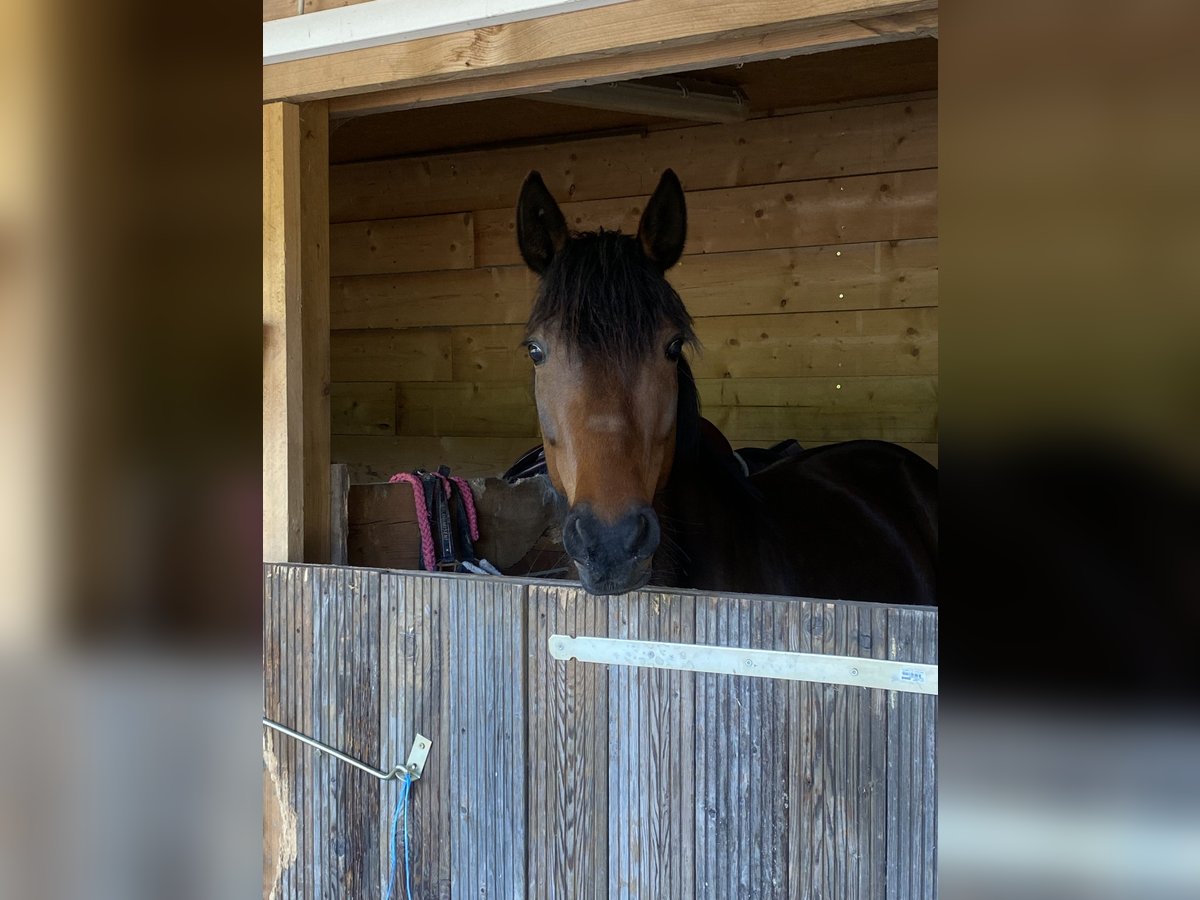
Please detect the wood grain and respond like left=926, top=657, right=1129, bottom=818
left=331, top=213, right=474, bottom=276
left=331, top=382, right=396, bottom=435
left=264, top=0, right=938, bottom=102
left=329, top=99, right=937, bottom=221
left=473, top=169, right=938, bottom=266
left=527, top=583, right=610, bottom=896
left=329, top=239, right=937, bottom=331
left=331, top=329, right=452, bottom=382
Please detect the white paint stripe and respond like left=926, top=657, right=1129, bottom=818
left=264, top=0, right=636, bottom=65
left=549, top=634, right=938, bottom=695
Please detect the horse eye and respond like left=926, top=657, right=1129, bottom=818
left=665, top=337, right=684, bottom=361
left=527, top=342, right=546, bottom=365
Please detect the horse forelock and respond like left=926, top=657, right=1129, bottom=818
left=526, top=230, right=696, bottom=365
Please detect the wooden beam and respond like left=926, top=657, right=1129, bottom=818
left=325, top=10, right=938, bottom=117
left=264, top=0, right=938, bottom=104
left=263, top=101, right=331, bottom=563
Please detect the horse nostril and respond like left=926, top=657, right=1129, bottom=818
left=626, top=508, right=660, bottom=559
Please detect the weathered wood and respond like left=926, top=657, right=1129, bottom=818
left=331, top=328, right=452, bottom=382
left=329, top=99, right=937, bottom=222
left=319, top=9, right=938, bottom=114
left=527, top=583, right=611, bottom=896
left=609, top=590, right=696, bottom=897
left=330, top=463, right=350, bottom=564
left=264, top=0, right=938, bottom=102
left=265, top=564, right=937, bottom=898
left=473, top=169, right=937, bottom=266
left=331, top=381, right=396, bottom=435
left=331, top=212, right=474, bottom=276
left=448, top=578, right=528, bottom=897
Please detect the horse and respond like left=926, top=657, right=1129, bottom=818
left=514, top=168, right=937, bottom=605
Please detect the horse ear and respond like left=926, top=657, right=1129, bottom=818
left=637, top=169, right=687, bottom=271
left=516, top=171, right=568, bottom=274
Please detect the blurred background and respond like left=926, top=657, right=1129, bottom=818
left=0, top=0, right=1197, bottom=897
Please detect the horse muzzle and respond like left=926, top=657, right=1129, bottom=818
left=563, top=503, right=660, bottom=596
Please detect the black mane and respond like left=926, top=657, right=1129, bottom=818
left=526, top=230, right=696, bottom=364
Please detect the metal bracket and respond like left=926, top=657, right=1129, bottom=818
left=263, top=718, right=435, bottom=781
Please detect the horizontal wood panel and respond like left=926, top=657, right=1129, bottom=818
left=263, top=0, right=299, bottom=22
left=333, top=433, right=939, bottom=480
left=691, top=307, right=937, bottom=378
left=329, top=99, right=937, bottom=221
left=333, top=434, right=544, bottom=480
left=331, top=329, right=452, bottom=381
left=333, top=375, right=936, bottom=441
left=671, top=238, right=937, bottom=317
left=450, top=325, right=532, bottom=382
left=264, top=0, right=937, bottom=102
left=473, top=169, right=938, bottom=266
left=331, top=213, right=474, bottom=276
left=330, top=382, right=395, bottom=434
left=332, top=266, right=539, bottom=330
left=396, top=381, right=536, bottom=437
left=330, top=239, right=937, bottom=330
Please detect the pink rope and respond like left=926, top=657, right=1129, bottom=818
left=388, top=473, right=437, bottom=571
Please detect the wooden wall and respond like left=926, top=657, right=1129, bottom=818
left=263, top=563, right=939, bottom=899
left=328, top=95, right=938, bottom=480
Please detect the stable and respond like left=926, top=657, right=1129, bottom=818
left=262, top=2, right=939, bottom=897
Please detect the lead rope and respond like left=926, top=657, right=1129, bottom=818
left=384, top=772, right=415, bottom=900
left=388, top=473, right=437, bottom=571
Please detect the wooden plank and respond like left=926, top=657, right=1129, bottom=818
left=607, top=590, right=695, bottom=897
left=527, top=584, right=610, bottom=896
left=377, top=572, right=453, bottom=897
left=699, top=375, right=938, bottom=443
left=448, top=579, right=527, bottom=897
left=329, top=98, right=936, bottom=221
left=474, top=169, right=938, bottom=266
left=330, top=328, right=452, bottom=382
left=299, top=102, right=331, bottom=564
left=331, top=382, right=396, bottom=435
left=264, top=0, right=299, bottom=22
left=670, top=238, right=938, bottom=318
left=332, top=434, right=542, bottom=480
left=692, top=307, right=938, bottom=379
left=316, top=7, right=939, bottom=112
left=330, top=239, right=937, bottom=331
left=329, top=463, right=350, bottom=564
left=347, top=482, right=423, bottom=569
left=332, top=266, right=538, bottom=329
left=264, top=0, right=938, bottom=102
left=396, top=381, right=536, bottom=437
left=331, top=212, right=473, bottom=276
left=448, top=307, right=937, bottom=382
left=263, top=103, right=303, bottom=562
left=264, top=102, right=331, bottom=564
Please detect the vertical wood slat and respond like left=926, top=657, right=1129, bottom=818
left=608, top=590, right=695, bottom=898
left=527, top=584, right=610, bottom=897
left=264, top=564, right=937, bottom=899
left=448, top=577, right=528, bottom=899
left=263, top=102, right=331, bottom=564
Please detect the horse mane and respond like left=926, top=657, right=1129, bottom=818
left=526, top=229, right=696, bottom=364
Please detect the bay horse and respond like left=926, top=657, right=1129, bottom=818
left=515, top=169, right=937, bottom=605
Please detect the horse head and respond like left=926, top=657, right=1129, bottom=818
left=516, top=169, right=695, bottom=595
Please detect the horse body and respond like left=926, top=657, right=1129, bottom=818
left=514, top=168, right=937, bottom=605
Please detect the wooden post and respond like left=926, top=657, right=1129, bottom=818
left=263, top=101, right=330, bottom=562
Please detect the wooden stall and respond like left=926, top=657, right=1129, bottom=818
left=320, top=46, right=939, bottom=481
left=264, top=564, right=937, bottom=899
left=263, top=3, right=940, bottom=897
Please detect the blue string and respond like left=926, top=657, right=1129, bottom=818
left=384, top=773, right=414, bottom=900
